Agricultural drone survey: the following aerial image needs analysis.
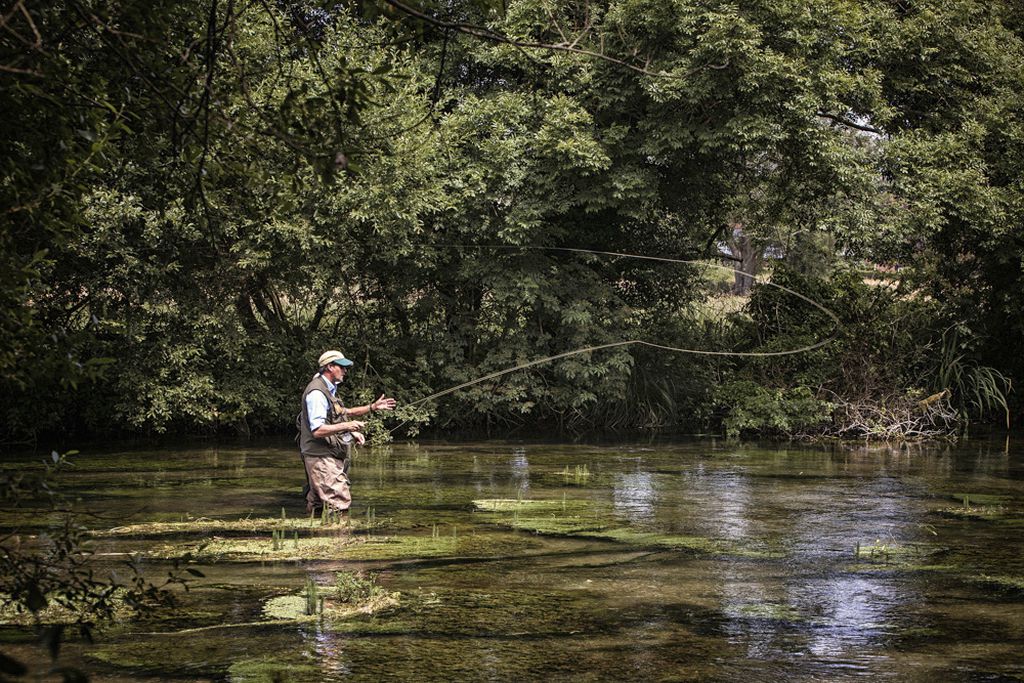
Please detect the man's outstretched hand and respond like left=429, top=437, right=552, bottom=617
left=371, top=394, right=397, bottom=412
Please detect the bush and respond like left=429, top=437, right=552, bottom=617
left=714, top=381, right=833, bottom=439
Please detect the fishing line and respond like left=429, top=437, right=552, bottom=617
left=380, top=244, right=841, bottom=433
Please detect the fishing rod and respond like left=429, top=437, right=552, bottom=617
left=376, top=244, right=841, bottom=433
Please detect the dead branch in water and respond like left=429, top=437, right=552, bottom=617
left=807, top=389, right=961, bottom=441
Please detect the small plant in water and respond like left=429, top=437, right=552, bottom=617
left=304, top=577, right=320, bottom=615
left=562, top=464, right=590, bottom=485
left=319, top=506, right=347, bottom=526
left=335, top=570, right=384, bottom=603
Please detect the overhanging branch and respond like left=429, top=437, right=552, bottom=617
left=816, top=111, right=883, bottom=136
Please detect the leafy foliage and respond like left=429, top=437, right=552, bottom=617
left=715, top=381, right=833, bottom=439
left=2, top=0, right=1022, bottom=442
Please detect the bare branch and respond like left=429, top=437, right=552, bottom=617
left=816, top=111, right=883, bottom=136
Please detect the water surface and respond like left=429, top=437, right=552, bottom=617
left=2, top=437, right=1023, bottom=681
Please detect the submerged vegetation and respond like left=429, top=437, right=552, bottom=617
left=262, top=571, right=399, bottom=621
left=473, top=498, right=777, bottom=557
left=3, top=443, right=1024, bottom=678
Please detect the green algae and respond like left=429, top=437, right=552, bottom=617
left=151, top=533, right=363, bottom=561
left=96, top=515, right=347, bottom=537
left=845, top=539, right=955, bottom=574
left=262, top=572, right=400, bottom=620
left=144, top=527, right=538, bottom=563
left=933, top=492, right=1017, bottom=521
left=228, top=657, right=321, bottom=682
left=897, top=625, right=945, bottom=638
left=473, top=497, right=612, bottom=534
left=320, top=585, right=606, bottom=639
left=87, top=634, right=302, bottom=678
left=583, top=528, right=778, bottom=558
left=510, top=516, right=609, bottom=534
left=965, top=574, right=1024, bottom=595
left=0, top=590, right=137, bottom=626
left=96, top=511, right=393, bottom=540
left=337, top=531, right=537, bottom=561
left=931, top=497, right=1024, bottom=525
left=473, top=498, right=776, bottom=558
left=727, top=602, right=806, bottom=622
left=261, top=594, right=315, bottom=621
left=0, top=510, right=66, bottom=532
left=474, top=498, right=586, bottom=513
left=934, top=506, right=1009, bottom=521
left=948, top=493, right=1012, bottom=506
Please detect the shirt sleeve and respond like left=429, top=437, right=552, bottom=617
left=306, top=390, right=330, bottom=432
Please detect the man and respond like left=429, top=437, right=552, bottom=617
left=297, top=349, right=398, bottom=516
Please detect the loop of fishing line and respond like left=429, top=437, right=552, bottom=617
left=379, top=244, right=841, bottom=434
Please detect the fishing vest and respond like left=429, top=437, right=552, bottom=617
left=297, top=375, right=348, bottom=458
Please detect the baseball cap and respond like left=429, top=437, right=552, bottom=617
left=317, top=350, right=354, bottom=367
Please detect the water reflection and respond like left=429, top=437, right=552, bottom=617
left=310, top=625, right=352, bottom=677
left=510, top=446, right=530, bottom=493
left=700, top=470, right=753, bottom=541
left=612, top=470, right=657, bottom=524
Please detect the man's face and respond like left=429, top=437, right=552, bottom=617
left=327, top=363, right=348, bottom=384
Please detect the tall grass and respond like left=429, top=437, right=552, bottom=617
left=937, top=329, right=1012, bottom=429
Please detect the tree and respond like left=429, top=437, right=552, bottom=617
left=3, top=0, right=1020, bottom=441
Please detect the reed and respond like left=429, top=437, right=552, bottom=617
left=304, top=577, right=319, bottom=616
left=561, top=464, right=590, bottom=485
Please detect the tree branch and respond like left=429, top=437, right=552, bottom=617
left=816, top=111, right=883, bottom=136
left=380, top=0, right=705, bottom=79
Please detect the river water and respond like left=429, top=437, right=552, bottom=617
left=2, top=437, right=1024, bottom=681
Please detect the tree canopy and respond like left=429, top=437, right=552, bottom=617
left=2, top=0, right=1020, bottom=442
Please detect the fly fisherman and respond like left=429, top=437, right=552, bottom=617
left=297, top=350, right=398, bottom=517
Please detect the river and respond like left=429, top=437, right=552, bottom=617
left=2, top=437, right=1023, bottom=681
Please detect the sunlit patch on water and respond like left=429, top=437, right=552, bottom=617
left=612, top=470, right=658, bottom=523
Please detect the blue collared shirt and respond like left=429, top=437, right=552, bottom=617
left=306, top=374, right=338, bottom=432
